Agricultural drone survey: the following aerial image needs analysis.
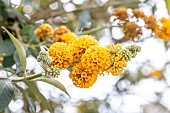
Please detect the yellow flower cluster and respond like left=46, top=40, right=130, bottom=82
left=34, top=24, right=78, bottom=43
left=61, top=33, right=78, bottom=45
left=143, top=16, right=158, bottom=31
left=112, top=7, right=128, bottom=21
left=112, top=8, right=170, bottom=41
left=34, top=24, right=53, bottom=41
left=47, top=30, right=140, bottom=88
left=48, top=42, right=74, bottom=69
left=154, top=18, right=170, bottom=41
left=123, top=22, right=142, bottom=40
left=72, top=35, right=99, bottom=61
left=81, top=46, right=110, bottom=74
left=106, top=44, right=127, bottom=76
left=53, top=26, right=71, bottom=43
left=73, top=35, right=99, bottom=49
left=69, top=62, right=98, bottom=88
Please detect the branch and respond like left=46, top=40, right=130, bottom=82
left=76, top=23, right=118, bottom=35
left=8, top=72, right=43, bottom=82
left=32, top=1, right=139, bottom=20
left=8, top=23, right=22, bottom=42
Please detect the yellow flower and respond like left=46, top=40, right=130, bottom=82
left=112, top=7, right=128, bottom=21
left=149, top=69, right=162, bottom=79
left=61, top=33, right=78, bottom=44
left=143, top=16, right=158, bottom=31
left=69, top=62, right=98, bottom=88
left=132, top=9, right=145, bottom=18
left=48, top=42, right=74, bottom=69
left=154, top=17, right=170, bottom=41
left=123, top=21, right=142, bottom=40
left=73, top=35, right=99, bottom=49
left=53, top=26, right=71, bottom=43
left=72, top=35, right=99, bottom=61
left=34, top=23, right=53, bottom=41
left=81, top=46, right=110, bottom=74
left=106, top=44, right=127, bottom=76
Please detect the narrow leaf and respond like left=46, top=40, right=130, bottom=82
left=2, top=27, right=26, bottom=75
left=33, top=78, right=70, bottom=98
left=0, top=79, right=15, bottom=112
left=165, top=0, right=170, bottom=15
left=25, top=81, right=53, bottom=113
left=15, top=84, right=36, bottom=113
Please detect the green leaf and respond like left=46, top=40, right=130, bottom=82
left=2, top=27, right=27, bottom=75
left=25, top=81, right=53, bottom=113
left=15, top=84, right=36, bottom=113
left=0, top=79, right=15, bottom=112
left=27, top=47, right=39, bottom=58
left=78, top=10, right=91, bottom=30
left=2, top=55, right=15, bottom=67
left=21, top=25, right=34, bottom=36
left=33, top=78, right=70, bottom=98
left=165, top=0, right=170, bottom=15
left=0, top=39, right=15, bottom=56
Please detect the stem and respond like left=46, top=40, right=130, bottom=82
left=77, top=24, right=119, bottom=35
left=9, top=72, right=43, bottom=82
left=0, top=66, right=15, bottom=74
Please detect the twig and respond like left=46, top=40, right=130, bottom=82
left=9, top=72, right=43, bottom=82
left=9, top=23, right=22, bottom=42
left=32, top=1, right=139, bottom=20
left=77, top=23, right=119, bottom=35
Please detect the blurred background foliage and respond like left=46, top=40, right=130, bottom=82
left=0, top=0, right=170, bottom=113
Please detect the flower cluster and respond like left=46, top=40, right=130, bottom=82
left=69, top=62, right=98, bottom=88
left=154, top=18, right=170, bottom=41
left=34, top=24, right=53, bottom=41
left=37, top=50, right=53, bottom=64
left=106, top=44, right=127, bottom=76
left=72, top=35, right=99, bottom=61
left=35, top=24, right=141, bottom=88
left=37, top=50, right=60, bottom=77
left=46, top=65, right=60, bottom=78
left=123, top=22, right=142, bottom=40
left=112, top=7, right=128, bottom=21
left=48, top=42, right=74, bottom=69
left=46, top=33, right=141, bottom=88
left=53, top=26, right=71, bottom=43
left=112, top=8, right=170, bottom=41
left=61, top=33, right=78, bottom=45
left=34, top=24, right=78, bottom=43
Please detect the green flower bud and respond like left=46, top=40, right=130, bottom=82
left=37, top=50, right=53, bottom=64
left=47, top=65, right=60, bottom=78
left=120, top=49, right=132, bottom=61
left=125, top=45, right=141, bottom=58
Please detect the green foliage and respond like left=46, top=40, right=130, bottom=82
left=165, top=0, right=170, bottom=15
left=2, top=27, right=27, bottom=76
left=33, top=78, right=70, bottom=98
left=2, top=55, right=15, bottom=67
left=0, top=39, right=15, bottom=56
left=0, top=79, right=15, bottom=112
left=25, top=81, right=53, bottom=113
left=15, top=84, right=36, bottom=113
